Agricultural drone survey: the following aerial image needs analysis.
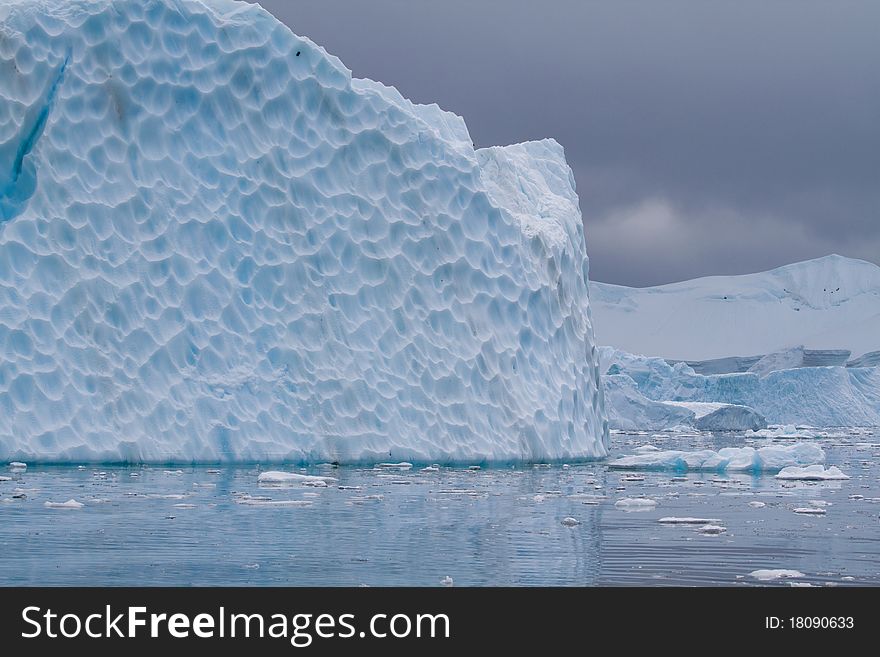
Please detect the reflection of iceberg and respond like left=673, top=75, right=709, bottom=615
left=0, top=0, right=606, bottom=463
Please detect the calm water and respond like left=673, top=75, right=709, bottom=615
left=2, top=429, right=879, bottom=586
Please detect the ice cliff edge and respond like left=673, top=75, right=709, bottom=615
left=0, top=0, right=607, bottom=462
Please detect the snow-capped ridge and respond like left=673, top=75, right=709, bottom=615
left=591, top=255, right=880, bottom=361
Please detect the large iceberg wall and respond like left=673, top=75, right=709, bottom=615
left=0, top=0, right=607, bottom=462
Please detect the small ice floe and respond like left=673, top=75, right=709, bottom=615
left=749, top=569, right=805, bottom=581
left=192, top=482, right=216, bottom=488
left=615, top=497, right=657, bottom=511
left=609, top=443, right=824, bottom=473
left=569, top=493, right=605, bottom=505
left=258, top=471, right=337, bottom=484
left=207, top=469, right=222, bottom=474
left=375, top=462, right=413, bottom=470
left=44, top=499, right=84, bottom=509
left=775, top=465, right=849, bottom=481
left=9, top=462, right=26, bottom=470
left=789, top=582, right=814, bottom=587
left=634, top=445, right=661, bottom=453
left=337, top=485, right=361, bottom=491
left=440, top=576, right=454, bottom=587
left=697, top=524, right=726, bottom=535
left=242, top=563, right=260, bottom=570
left=748, top=501, right=766, bottom=508
left=237, top=498, right=314, bottom=507
left=658, top=517, right=721, bottom=524
left=173, top=504, right=197, bottom=509
left=163, top=470, right=184, bottom=475
left=809, top=500, right=832, bottom=508
left=0, top=476, right=11, bottom=482
left=561, top=517, right=581, bottom=527
left=793, top=507, right=826, bottom=515
left=467, top=465, right=481, bottom=471
left=421, top=465, right=440, bottom=472
left=621, top=475, right=645, bottom=482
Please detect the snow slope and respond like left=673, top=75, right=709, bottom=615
left=591, top=255, right=880, bottom=361
left=0, top=0, right=607, bottom=462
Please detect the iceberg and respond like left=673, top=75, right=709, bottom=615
left=600, top=347, right=880, bottom=428
left=608, top=442, right=825, bottom=473
left=0, top=0, right=607, bottom=463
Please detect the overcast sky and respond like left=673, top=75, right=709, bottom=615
left=253, top=0, right=879, bottom=286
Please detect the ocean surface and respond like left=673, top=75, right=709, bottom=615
left=2, top=429, right=878, bottom=586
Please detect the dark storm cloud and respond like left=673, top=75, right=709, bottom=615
left=252, top=0, right=880, bottom=286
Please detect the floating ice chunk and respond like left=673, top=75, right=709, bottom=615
left=9, top=462, right=26, bottom=470
left=375, top=463, right=413, bottom=470
left=609, top=443, right=824, bottom=473
left=748, top=501, right=767, bottom=508
left=440, top=576, right=454, bottom=587
left=0, top=476, right=11, bottom=482
left=237, top=498, right=314, bottom=508
left=697, top=524, right=727, bottom=535
left=258, top=472, right=338, bottom=484
left=658, top=517, right=721, bottom=524
left=749, top=569, right=805, bottom=581
left=421, top=466, right=440, bottom=472
left=173, top=504, right=197, bottom=509
left=633, top=445, right=661, bottom=454
left=775, top=465, right=849, bottom=481
left=560, top=517, right=581, bottom=527
left=615, top=498, right=657, bottom=511
left=44, top=499, right=83, bottom=509
left=793, top=507, right=826, bottom=515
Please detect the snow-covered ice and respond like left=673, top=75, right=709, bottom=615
left=560, top=517, right=580, bottom=527
left=258, top=472, right=337, bottom=484
left=591, top=255, right=880, bottom=362
left=0, top=0, right=606, bottom=464
left=44, top=499, right=83, bottom=509
left=775, top=465, right=850, bottom=481
left=748, top=569, right=805, bottom=581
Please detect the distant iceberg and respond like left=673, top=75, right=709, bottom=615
left=0, top=0, right=607, bottom=462
left=600, top=347, right=880, bottom=429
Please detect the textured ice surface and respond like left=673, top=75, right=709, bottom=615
left=608, top=443, right=825, bottom=473
left=0, top=0, right=607, bottom=462
left=601, top=348, right=880, bottom=427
